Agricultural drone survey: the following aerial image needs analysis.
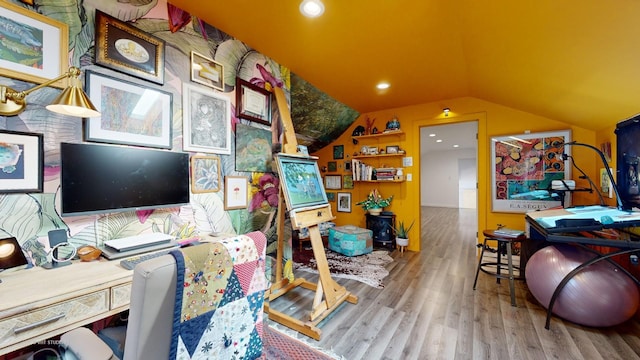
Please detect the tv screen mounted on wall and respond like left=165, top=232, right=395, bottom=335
left=60, top=142, right=190, bottom=216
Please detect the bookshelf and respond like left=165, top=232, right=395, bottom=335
left=351, top=130, right=406, bottom=183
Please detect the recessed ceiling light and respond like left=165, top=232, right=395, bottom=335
left=376, top=82, right=390, bottom=90
left=429, top=133, right=436, bottom=137
left=453, top=144, right=459, bottom=148
left=436, top=139, right=443, bottom=143
left=300, top=0, right=325, bottom=17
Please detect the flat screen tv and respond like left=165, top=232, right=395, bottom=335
left=616, top=115, right=640, bottom=210
left=61, top=142, right=190, bottom=216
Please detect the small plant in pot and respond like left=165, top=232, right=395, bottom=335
left=392, top=219, right=415, bottom=247
left=356, top=189, right=393, bottom=215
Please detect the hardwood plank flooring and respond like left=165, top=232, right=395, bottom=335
left=266, top=207, right=640, bottom=359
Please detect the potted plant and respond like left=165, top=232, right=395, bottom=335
left=356, top=189, right=393, bottom=215
left=392, top=219, right=415, bottom=247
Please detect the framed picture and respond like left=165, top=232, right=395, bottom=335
left=326, top=192, right=336, bottom=202
left=325, top=175, right=342, bottom=190
left=343, top=174, right=354, bottom=189
left=224, top=176, right=248, bottom=210
left=190, top=51, right=224, bottom=91
left=275, top=154, right=328, bottom=211
left=236, top=78, right=272, bottom=125
left=337, top=192, right=352, bottom=213
left=386, top=145, right=400, bottom=154
left=235, top=123, right=272, bottom=172
left=85, top=70, right=172, bottom=148
left=361, top=146, right=379, bottom=155
left=344, top=161, right=351, bottom=171
left=183, top=83, right=231, bottom=154
left=0, top=130, right=43, bottom=193
left=95, top=10, right=165, bottom=85
left=600, top=168, right=614, bottom=199
left=327, top=161, right=337, bottom=172
left=333, top=145, right=344, bottom=159
left=191, top=155, right=221, bottom=193
left=0, top=1, right=68, bottom=88
left=491, top=130, right=571, bottom=213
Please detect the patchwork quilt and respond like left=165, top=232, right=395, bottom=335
left=169, top=233, right=267, bottom=359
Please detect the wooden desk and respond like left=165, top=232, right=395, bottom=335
left=0, top=233, right=234, bottom=355
left=0, top=259, right=132, bottom=355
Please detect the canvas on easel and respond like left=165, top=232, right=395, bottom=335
left=264, top=86, right=357, bottom=340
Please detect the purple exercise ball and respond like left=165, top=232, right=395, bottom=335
left=525, top=244, right=639, bottom=327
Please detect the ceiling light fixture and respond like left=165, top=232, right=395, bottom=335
left=0, top=66, right=100, bottom=117
left=443, top=107, right=450, bottom=116
left=300, top=0, right=325, bottom=18
left=376, top=82, right=390, bottom=90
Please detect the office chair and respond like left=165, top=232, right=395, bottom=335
left=58, top=231, right=267, bottom=360
left=58, top=252, right=178, bottom=360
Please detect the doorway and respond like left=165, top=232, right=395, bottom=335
left=419, top=121, right=478, bottom=212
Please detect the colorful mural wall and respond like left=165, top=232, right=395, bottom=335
left=0, top=0, right=323, bottom=279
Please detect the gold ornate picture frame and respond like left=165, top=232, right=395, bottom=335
left=95, top=10, right=165, bottom=85
left=191, top=155, right=221, bottom=193
left=190, top=51, right=224, bottom=91
left=0, top=2, right=68, bottom=88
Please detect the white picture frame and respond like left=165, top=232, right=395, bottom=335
left=183, top=83, right=231, bottom=154
left=491, top=130, right=571, bottom=213
left=337, top=192, right=352, bottom=212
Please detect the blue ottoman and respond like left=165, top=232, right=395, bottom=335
left=329, top=226, right=373, bottom=256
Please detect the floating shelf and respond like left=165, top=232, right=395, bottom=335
left=352, top=130, right=404, bottom=141
left=352, top=153, right=405, bottom=159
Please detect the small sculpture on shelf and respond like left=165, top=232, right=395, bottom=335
left=385, top=115, right=400, bottom=132
left=356, top=189, right=393, bottom=215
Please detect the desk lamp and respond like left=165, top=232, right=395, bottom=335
left=0, top=237, right=29, bottom=283
left=562, top=141, right=623, bottom=210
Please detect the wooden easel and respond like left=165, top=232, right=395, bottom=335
left=264, top=87, right=358, bottom=340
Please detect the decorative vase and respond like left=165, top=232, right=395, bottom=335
left=396, top=237, right=409, bottom=247
left=368, top=208, right=383, bottom=216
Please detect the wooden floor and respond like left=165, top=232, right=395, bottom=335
left=266, top=207, right=640, bottom=360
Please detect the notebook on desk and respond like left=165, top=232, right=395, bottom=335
left=494, top=228, right=525, bottom=237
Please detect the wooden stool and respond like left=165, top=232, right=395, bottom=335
left=473, top=229, right=525, bottom=306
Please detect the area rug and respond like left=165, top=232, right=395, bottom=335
left=293, top=249, right=393, bottom=288
left=261, top=324, right=342, bottom=359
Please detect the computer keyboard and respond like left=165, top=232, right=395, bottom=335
left=105, top=232, right=174, bottom=252
left=119, top=248, right=175, bottom=270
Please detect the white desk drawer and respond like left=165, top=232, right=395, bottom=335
left=111, top=283, right=131, bottom=309
left=0, top=290, right=109, bottom=347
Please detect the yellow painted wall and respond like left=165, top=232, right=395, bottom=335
left=312, top=96, right=601, bottom=251
left=596, top=125, right=619, bottom=208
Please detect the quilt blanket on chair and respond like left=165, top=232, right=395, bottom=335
left=169, top=234, right=267, bottom=359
